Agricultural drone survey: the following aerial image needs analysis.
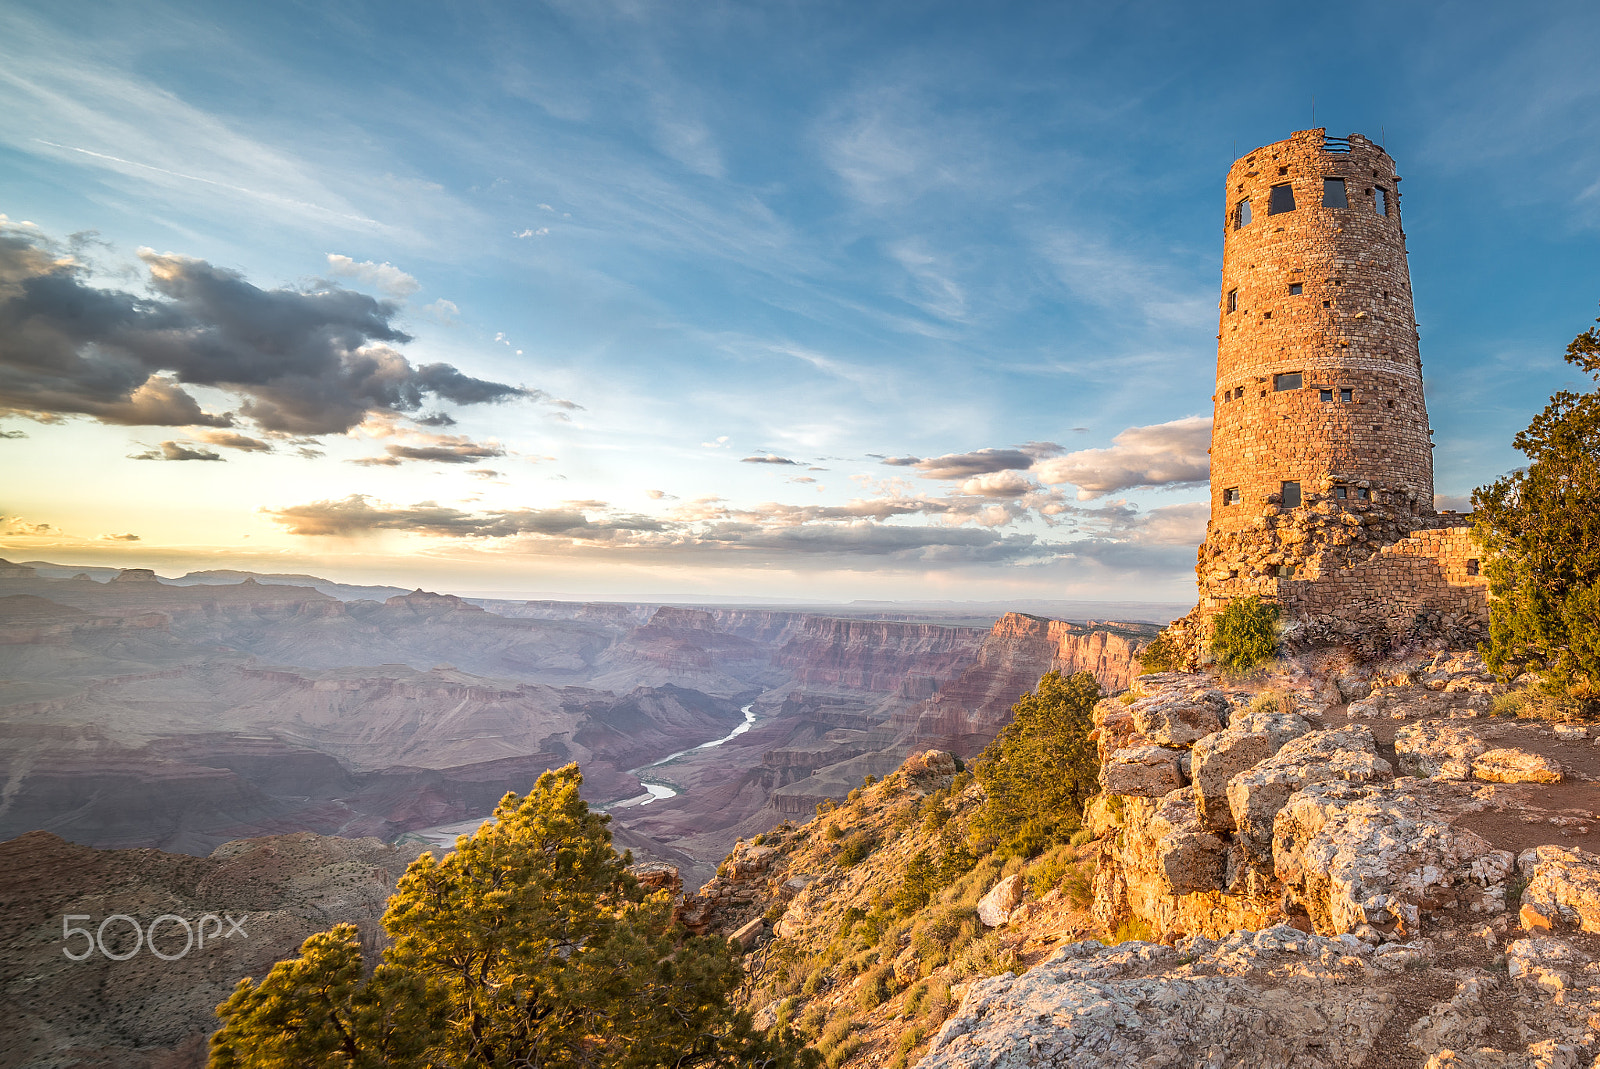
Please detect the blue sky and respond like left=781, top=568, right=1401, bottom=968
left=1, top=0, right=1596, bottom=602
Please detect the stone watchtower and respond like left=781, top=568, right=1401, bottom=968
left=1186, top=129, right=1487, bottom=650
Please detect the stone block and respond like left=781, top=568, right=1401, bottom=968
left=1101, top=745, right=1186, bottom=798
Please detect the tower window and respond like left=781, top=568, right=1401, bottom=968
left=1322, top=177, right=1348, bottom=208
left=1335, top=486, right=1348, bottom=499
left=1227, top=289, right=1238, bottom=312
left=1281, top=481, right=1302, bottom=508
left=1223, top=487, right=1241, bottom=506
left=1234, top=198, right=1252, bottom=228
left=1288, top=283, right=1303, bottom=295
left=1340, top=387, right=1353, bottom=402
left=1268, top=183, right=1296, bottom=215
left=1320, top=389, right=1334, bottom=402
left=1466, top=558, right=1480, bottom=576
left=1273, top=372, right=1302, bottom=391
left=1355, top=487, right=1369, bottom=500
left=1374, top=187, right=1389, bottom=216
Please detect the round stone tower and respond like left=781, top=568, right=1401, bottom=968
left=1197, top=128, right=1438, bottom=604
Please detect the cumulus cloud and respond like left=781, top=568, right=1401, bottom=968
left=959, top=470, right=1037, bottom=499
left=1034, top=417, right=1211, bottom=499
left=883, top=448, right=1035, bottom=480
left=324, top=254, right=420, bottom=298
left=129, top=440, right=225, bottom=461
left=0, top=221, right=532, bottom=437
left=0, top=429, right=25, bottom=438
left=741, top=454, right=798, bottom=465
left=100, top=532, right=141, bottom=541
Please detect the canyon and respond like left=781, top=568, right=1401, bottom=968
left=0, top=560, right=1160, bottom=884
left=0, top=558, right=1164, bottom=1068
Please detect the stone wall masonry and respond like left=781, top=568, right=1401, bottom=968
left=1277, top=525, right=1488, bottom=649
left=1201, top=129, right=1438, bottom=615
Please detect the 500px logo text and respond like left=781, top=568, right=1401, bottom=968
left=62, top=913, right=249, bottom=961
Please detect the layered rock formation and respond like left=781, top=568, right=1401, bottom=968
left=893, top=613, right=1152, bottom=751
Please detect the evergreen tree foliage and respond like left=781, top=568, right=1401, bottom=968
left=1208, top=595, right=1279, bottom=674
left=1474, top=313, right=1600, bottom=711
left=1136, top=632, right=1183, bottom=673
left=211, top=765, right=815, bottom=1069
left=971, top=670, right=1102, bottom=857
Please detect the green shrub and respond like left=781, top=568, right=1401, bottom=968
left=972, top=671, right=1102, bottom=857
left=825, top=1040, right=861, bottom=1069
left=1209, top=596, right=1280, bottom=674
left=824, top=823, right=844, bottom=841
left=837, top=834, right=876, bottom=866
left=1105, top=915, right=1158, bottom=945
left=1063, top=862, right=1095, bottom=910
left=856, top=963, right=896, bottom=1011
left=1025, top=843, right=1077, bottom=898
left=1137, top=631, right=1183, bottom=673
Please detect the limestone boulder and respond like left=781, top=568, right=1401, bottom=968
left=1227, top=726, right=1393, bottom=871
left=976, top=873, right=1025, bottom=927
left=1128, top=687, right=1228, bottom=746
left=1394, top=720, right=1487, bottom=779
left=1146, top=787, right=1225, bottom=895
left=1091, top=706, right=1140, bottom=762
left=1417, top=651, right=1499, bottom=694
left=1472, top=748, right=1562, bottom=784
left=1272, top=781, right=1514, bottom=941
left=1505, top=936, right=1589, bottom=1003
left=1100, top=745, right=1186, bottom=797
left=1191, top=710, right=1311, bottom=830
left=1516, top=846, right=1600, bottom=932
left=731, top=917, right=766, bottom=949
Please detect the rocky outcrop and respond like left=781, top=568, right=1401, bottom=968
left=1087, top=651, right=1589, bottom=948
left=0, top=830, right=423, bottom=1068
left=1272, top=781, right=1514, bottom=940
left=921, top=925, right=1600, bottom=1069
left=894, top=614, right=1153, bottom=749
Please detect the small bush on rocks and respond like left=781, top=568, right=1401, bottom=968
left=1210, top=595, right=1280, bottom=674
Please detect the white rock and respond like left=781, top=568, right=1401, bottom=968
left=1395, top=720, right=1487, bottom=779
left=1472, top=748, right=1562, bottom=784
left=975, top=873, right=1025, bottom=927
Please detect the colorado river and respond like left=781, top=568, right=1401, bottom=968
left=614, top=702, right=757, bottom=808
left=402, top=703, right=757, bottom=845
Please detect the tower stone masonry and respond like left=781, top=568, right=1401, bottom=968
left=1179, top=129, right=1488, bottom=653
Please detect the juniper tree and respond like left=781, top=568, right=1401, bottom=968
left=1473, top=312, right=1600, bottom=711
left=211, top=765, right=815, bottom=1068
left=972, top=670, right=1102, bottom=857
